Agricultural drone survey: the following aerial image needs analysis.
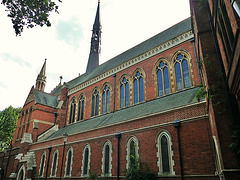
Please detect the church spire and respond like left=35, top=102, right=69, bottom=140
left=86, top=1, right=102, bottom=75
left=35, top=59, right=47, bottom=91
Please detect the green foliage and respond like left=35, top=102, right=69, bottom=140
left=88, top=171, right=98, bottom=180
left=230, top=125, right=240, bottom=163
left=195, top=84, right=207, bottom=101
left=125, top=156, right=157, bottom=180
left=0, top=106, right=21, bottom=151
left=2, top=0, right=62, bottom=36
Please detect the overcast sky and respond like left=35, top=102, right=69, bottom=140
left=0, top=0, right=190, bottom=111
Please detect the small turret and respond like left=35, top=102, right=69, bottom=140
left=35, top=59, right=47, bottom=91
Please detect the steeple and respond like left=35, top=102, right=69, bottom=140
left=86, top=0, right=102, bottom=75
left=35, top=59, right=47, bottom=91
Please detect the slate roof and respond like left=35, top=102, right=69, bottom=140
left=51, top=17, right=191, bottom=96
left=34, top=90, right=58, bottom=108
left=48, top=87, right=201, bottom=139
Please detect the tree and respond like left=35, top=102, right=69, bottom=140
left=1, top=0, right=61, bottom=36
left=0, top=106, right=21, bottom=151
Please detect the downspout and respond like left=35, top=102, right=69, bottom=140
left=191, top=38, right=202, bottom=84
left=113, top=74, right=116, bottom=112
left=173, top=120, right=184, bottom=180
left=45, top=146, right=52, bottom=180
left=115, top=132, right=121, bottom=180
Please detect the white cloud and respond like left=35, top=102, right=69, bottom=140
left=0, top=0, right=190, bottom=110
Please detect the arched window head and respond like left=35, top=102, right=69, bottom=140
left=157, top=61, right=171, bottom=96
left=174, top=53, right=191, bottom=91
left=133, top=71, right=144, bottom=104
left=102, top=85, right=110, bottom=114
left=92, top=89, right=99, bottom=117
left=156, top=131, right=175, bottom=175
left=120, top=77, right=130, bottom=108
left=65, top=148, right=73, bottom=177
left=17, top=165, right=25, bottom=180
left=39, top=152, right=46, bottom=177
left=81, top=144, right=91, bottom=176
left=126, top=136, right=139, bottom=169
left=77, top=95, right=85, bottom=121
left=51, top=150, right=59, bottom=177
left=69, top=99, right=76, bottom=124
left=102, top=141, right=113, bottom=176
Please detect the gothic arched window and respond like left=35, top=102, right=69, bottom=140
left=77, top=95, right=85, bottom=121
left=51, top=150, right=59, bottom=177
left=102, top=85, right=110, bottom=114
left=82, top=144, right=91, bottom=176
left=126, top=136, right=139, bottom=169
left=65, top=148, right=73, bottom=177
left=92, top=89, right=99, bottom=117
left=69, top=99, right=76, bottom=124
left=102, top=141, right=112, bottom=176
left=39, top=152, right=46, bottom=177
left=133, top=71, right=144, bottom=104
left=120, top=77, right=130, bottom=108
left=174, top=53, right=191, bottom=91
left=157, top=61, right=171, bottom=96
left=156, top=131, right=174, bottom=175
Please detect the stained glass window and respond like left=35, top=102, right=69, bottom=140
left=66, top=149, right=72, bottom=176
left=102, top=86, right=110, bottom=113
left=174, top=53, right=191, bottom=90
left=130, top=141, right=136, bottom=167
left=77, top=96, right=85, bottom=121
left=104, top=145, right=110, bottom=174
left=134, top=72, right=144, bottom=104
left=120, top=77, right=130, bottom=108
left=161, top=135, right=170, bottom=173
left=83, top=147, right=89, bottom=175
left=92, top=90, right=99, bottom=116
left=157, top=61, right=171, bottom=96
left=69, top=99, right=76, bottom=124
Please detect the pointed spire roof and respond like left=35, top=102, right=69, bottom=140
left=93, top=0, right=101, bottom=31
left=38, top=59, right=46, bottom=78
left=35, top=59, right=47, bottom=91
left=86, top=1, right=102, bottom=75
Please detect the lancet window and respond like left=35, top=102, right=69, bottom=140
left=157, top=61, right=171, bottom=96
left=77, top=95, right=85, bottom=121
left=92, top=89, right=99, bottom=117
left=120, top=77, right=130, bottom=108
left=102, top=85, right=110, bottom=114
left=69, top=99, right=76, bottom=124
left=133, top=71, right=144, bottom=104
left=174, top=53, right=191, bottom=90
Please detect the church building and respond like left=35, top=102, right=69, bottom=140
left=1, top=1, right=240, bottom=179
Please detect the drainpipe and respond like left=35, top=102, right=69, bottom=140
left=191, top=38, right=202, bottom=84
left=173, top=119, right=184, bottom=180
left=45, top=146, right=52, bottom=180
left=113, top=74, right=116, bottom=112
left=115, top=132, right=121, bottom=180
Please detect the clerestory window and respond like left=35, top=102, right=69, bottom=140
left=120, top=77, right=130, bottom=108
left=157, top=61, right=171, bottom=96
left=102, top=85, right=110, bottom=114
left=133, top=71, right=144, bottom=104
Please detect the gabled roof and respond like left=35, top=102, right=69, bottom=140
left=34, top=90, right=58, bottom=108
left=51, top=17, right=191, bottom=96
left=48, top=87, right=201, bottom=139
